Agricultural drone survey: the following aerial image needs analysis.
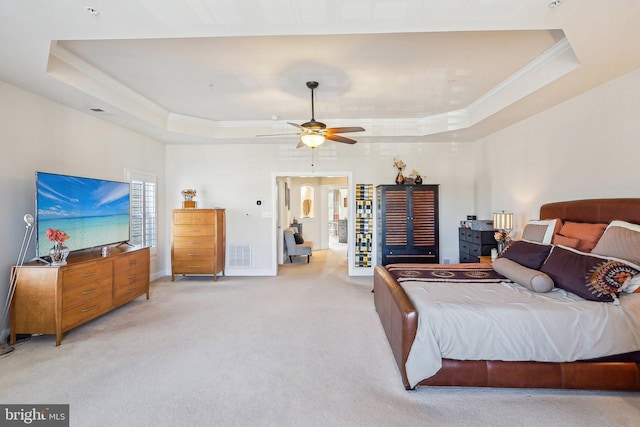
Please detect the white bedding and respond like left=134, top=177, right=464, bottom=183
left=402, top=280, right=640, bottom=388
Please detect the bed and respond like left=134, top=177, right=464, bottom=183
left=373, top=198, right=640, bottom=390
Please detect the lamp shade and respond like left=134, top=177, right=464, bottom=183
left=301, top=133, right=325, bottom=148
left=493, top=211, right=513, bottom=230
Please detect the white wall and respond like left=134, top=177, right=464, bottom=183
left=476, top=68, right=640, bottom=236
left=5, top=65, right=638, bottom=342
left=0, top=81, right=166, bottom=341
left=165, top=141, right=480, bottom=275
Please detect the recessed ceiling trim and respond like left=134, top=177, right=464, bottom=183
left=466, top=37, right=578, bottom=125
left=168, top=37, right=578, bottom=141
left=47, top=41, right=169, bottom=127
left=47, top=36, right=578, bottom=142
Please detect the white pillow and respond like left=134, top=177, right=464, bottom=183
left=592, top=220, right=640, bottom=265
left=605, top=220, right=640, bottom=233
left=623, top=274, right=640, bottom=293
left=521, top=219, right=559, bottom=244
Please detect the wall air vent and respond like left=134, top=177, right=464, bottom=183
left=228, top=245, right=251, bottom=268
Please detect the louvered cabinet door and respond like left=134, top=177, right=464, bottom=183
left=409, top=186, right=438, bottom=253
left=383, top=188, right=408, bottom=247
left=377, top=185, right=439, bottom=265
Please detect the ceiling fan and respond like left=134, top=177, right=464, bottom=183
left=264, top=81, right=365, bottom=148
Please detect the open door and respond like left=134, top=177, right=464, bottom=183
left=272, top=172, right=355, bottom=275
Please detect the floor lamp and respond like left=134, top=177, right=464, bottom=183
left=1, top=214, right=35, bottom=356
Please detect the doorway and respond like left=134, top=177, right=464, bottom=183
left=327, top=186, right=348, bottom=252
left=272, top=172, right=353, bottom=274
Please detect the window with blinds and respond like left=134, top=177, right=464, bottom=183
left=126, top=170, right=157, bottom=249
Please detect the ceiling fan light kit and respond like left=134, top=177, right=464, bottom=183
left=263, top=81, right=365, bottom=148
left=301, top=133, right=325, bottom=148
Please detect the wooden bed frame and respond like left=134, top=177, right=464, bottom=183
left=374, top=198, right=640, bottom=390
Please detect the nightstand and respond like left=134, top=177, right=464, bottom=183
left=479, top=255, right=493, bottom=265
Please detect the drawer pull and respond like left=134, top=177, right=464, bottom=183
left=82, top=305, right=97, bottom=313
left=128, top=260, right=137, bottom=265
left=188, top=253, right=200, bottom=256
left=82, top=272, right=97, bottom=277
left=127, top=288, right=136, bottom=293
left=128, top=274, right=137, bottom=279
left=188, top=265, right=201, bottom=268
left=82, top=289, right=96, bottom=295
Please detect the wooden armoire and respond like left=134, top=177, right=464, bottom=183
left=376, top=184, right=439, bottom=265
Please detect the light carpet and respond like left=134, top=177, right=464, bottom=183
left=1, top=247, right=639, bottom=426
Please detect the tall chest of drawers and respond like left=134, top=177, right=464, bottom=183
left=171, top=209, right=226, bottom=281
left=458, top=228, right=498, bottom=263
left=10, top=246, right=150, bottom=346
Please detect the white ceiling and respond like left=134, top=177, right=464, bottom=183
left=1, top=1, right=639, bottom=145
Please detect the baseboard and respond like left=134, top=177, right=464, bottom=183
left=225, top=268, right=276, bottom=276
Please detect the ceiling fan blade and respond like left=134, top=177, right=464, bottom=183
left=296, top=140, right=306, bottom=149
left=287, top=122, right=307, bottom=130
left=256, top=132, right=300, bottom=137
left=326, top=126, right=365, bottom=134
left=325, top=134, right=357, bottom=144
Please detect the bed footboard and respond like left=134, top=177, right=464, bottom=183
left=373, top=265, right=417, bottom=389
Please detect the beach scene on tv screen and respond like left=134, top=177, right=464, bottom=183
left=37, top=173, right=130, bottom=256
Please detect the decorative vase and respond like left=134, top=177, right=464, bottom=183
left=497, top=242, right=504, bottom=253
left=49, top=241, right=70, bottom=266
left=395, top=168, right=405, bottom=185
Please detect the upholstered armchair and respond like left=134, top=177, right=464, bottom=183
left=283, top=228, right=313, bottom=263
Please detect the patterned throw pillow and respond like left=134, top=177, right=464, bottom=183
left=540, top=246, right=639, bottom=303
left=294, top=233, right=304, bottom=244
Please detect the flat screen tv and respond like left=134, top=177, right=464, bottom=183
left=36, top=171, right=131, bottom=258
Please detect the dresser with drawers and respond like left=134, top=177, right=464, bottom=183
left=10, top=246, right=150, bottom=346
left=458, top=228, right=498, bottom=263
left=171, top=208, right=226, bottom=281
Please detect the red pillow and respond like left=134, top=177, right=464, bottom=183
left=558, top=222, right=607, bottom=253
left=552, top=233, right=580, bottom=249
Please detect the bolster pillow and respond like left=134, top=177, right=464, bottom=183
left=492, top=257, right=554, bottom=293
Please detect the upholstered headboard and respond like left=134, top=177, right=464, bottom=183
left=540, top=198, right=640, bottom=224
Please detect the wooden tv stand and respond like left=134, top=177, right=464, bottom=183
left=9, top=246, right=150, bottom=346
